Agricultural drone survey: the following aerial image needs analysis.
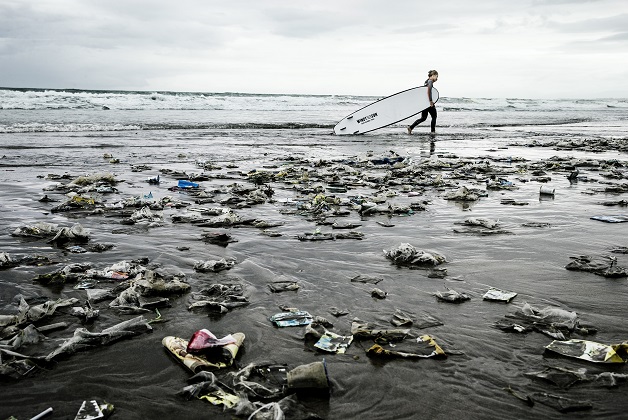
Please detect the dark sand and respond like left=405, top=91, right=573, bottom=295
left=1, top=129, right=627, bottom=419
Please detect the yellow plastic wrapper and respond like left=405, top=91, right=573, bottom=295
left=199, top=390, right=240, bottom=408
left=545, top=339, right=628, bottom=363
left=162, top=333, right=245, bottom=372
left=71, top=195, right=95, bottom=205
left=367, top=334, right=446, bottom=359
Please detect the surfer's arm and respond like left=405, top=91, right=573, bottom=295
left=427, top=81, right=434, bottom=105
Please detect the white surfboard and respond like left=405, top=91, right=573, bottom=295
left=334, top=86, right=439, bottom=135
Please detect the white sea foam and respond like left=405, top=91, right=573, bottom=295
left=0, top=88, right=626, bottom=133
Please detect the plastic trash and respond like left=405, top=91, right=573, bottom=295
left=0, top=350, right=39, bottom=379
left=286, top=360, right=330, bottom=389
left=70, top=303, right=100, bottom=322
left=297, top=232, right=335, bottom=241
left=46, top=316, right=153, bottom=361
left=428, top=268, right=448, bottom=278
left=233, top=394, right=318, bottom=420
left=531, top=392, right=592, bottom=413
left=434, top=287, right=470, bottom=303
left=565, top=255, right=627, bottom=278
left=595, top=371, right=628, bottom=387
left=524, top=366, right=589, bottom=388
left=30, top=407, right=53, bottom=420
left=96, top=186, right=116, bottom=193
left=314, top=331, right=353, bottom=354
left=545, top=339, right=628, bottom=363
left=48, top=223, right=90, bottom=245
left=224, top=363, right=288, bottom=400
left=444, top=186, right=484, bottom=201
left=495, top=302, right=593, bottom=340
left=303, top=317, right=334, bottom=340
left=329, top=307, right=349, bottom=317
left=181, top=371, right=241, bottom=408
left=186, top=385, right=240, bottom=408
left=268, top=281, right=300, bottom=293
left=590, top=214, right=628, bottom=223
left=128, top=206, right=163, bottom=223
left=178, top=179, right=199, bottom=189
left=483, top=287, right=517, bottom=303
left=391, top=310, right=413, bottom=327
left=193, top=257, right=236, bottom=273
left=539, top=185, right=555, bottom=195
left=187, top=329, right=237, bottom=353
left=200, top=232, right=237, bottom=246
left=3, top=324, right=46, bottom=351
left=247, top=402, right=284, bottom=420
left=269, top=311, right=313, bottom=327
left=371, top=288, right=387, bottom=299
left=350, top=274, right=383, bottom=284
left=66, top=245, right=87, bottom=253
left=367, top=335, right=446, bottom=359
left=462, top=218, right=499, bottom=229
left=3, top=296, right=79, bottom=328
left=505, top=386, right=534, bottom=407
left=74, top=400, right=114, bottom=420
left=501, top=198, right=529, bottom=206
left=162, top=332, right=245, bottom=372
left=350, top=319, right=410, bottom=342
left=187, top=283, right=249, bottom=314
left=521, top=303, right=578, bottom=330
left=11, top=222, right=59, bottom=239
left=384, top=243, right=447, bottom=267
left=70, top=195, right=96, bottom=205
left=0, top=252, right=14, bottom=268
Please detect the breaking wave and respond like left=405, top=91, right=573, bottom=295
left=0, top=121, right=334, bottom=133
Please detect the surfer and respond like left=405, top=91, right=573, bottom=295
left=407, top=70, right=438, bottom=135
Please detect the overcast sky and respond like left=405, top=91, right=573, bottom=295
left=1, top=0, right=627, bottom=98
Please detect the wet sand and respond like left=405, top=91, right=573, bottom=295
left=1, top=128, right=627, bottom=419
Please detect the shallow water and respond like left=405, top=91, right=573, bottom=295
left=1, top=101, right=628, bottom=419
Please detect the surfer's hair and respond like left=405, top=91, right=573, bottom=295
left=428, top=70, right=438, bottom=77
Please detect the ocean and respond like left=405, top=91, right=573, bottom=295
left=0, top=87, right=627, bottom=420
left=1, top=87, right=627, bottom=134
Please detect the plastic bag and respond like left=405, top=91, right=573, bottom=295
left=187, top=329, right=237, bottom=353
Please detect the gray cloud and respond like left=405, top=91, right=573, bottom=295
left=531, top=0, right=601, bottom=4
left=1, top=44, right=154, bottom=89
left=262, top=7, right=347, bottom=38
left=0, top=1, right=230, bottom=52
left=1, top=0, right=627, bottom=97
left=548, top=13, right=628, bottom=33
left=600, top=31, right=628, bottom=41
left=557, top=29, right=628, bottom=52
left=392, top=23, right=458, bottom=35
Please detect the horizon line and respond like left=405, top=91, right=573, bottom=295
left=0, top=86, right=626, bottom=101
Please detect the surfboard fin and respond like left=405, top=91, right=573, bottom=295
left=353, top=130, right=359, bottom=135
left=347, top=116, right=353, bottom=120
